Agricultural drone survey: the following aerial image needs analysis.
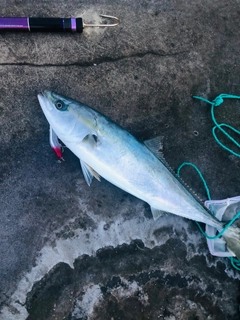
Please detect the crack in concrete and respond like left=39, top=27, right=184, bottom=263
left=0, top=50, right=189, bottom=68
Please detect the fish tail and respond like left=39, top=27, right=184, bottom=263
left=223, top=225, right=240, bottom=260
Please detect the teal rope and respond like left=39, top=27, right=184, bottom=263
left=177, top=162, right=212, bottom=200
left=229, top=257, right=240, bottom=271
left=177, top=161, right=240, bottom=269
left=195, top=212, right=240, bottom=240
left=193, top=94, right=240, bottom=157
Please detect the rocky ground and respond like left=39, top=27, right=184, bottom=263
left=1, top=0, right=240, bottom=319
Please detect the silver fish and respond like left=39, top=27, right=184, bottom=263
left=38, top=90, right=240, bottom=259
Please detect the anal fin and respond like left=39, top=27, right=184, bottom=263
left=151, top=206, right=168, bottom=220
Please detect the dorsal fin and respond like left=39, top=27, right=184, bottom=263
left=144, top=136, right=204, bottom=204
left=144, top=136, right=172, bottom=170
left=144, top=136, right=163, bottom=159
left=144, top=136, right=177, bottom=176
left=176, top=174, right=204, bottom=203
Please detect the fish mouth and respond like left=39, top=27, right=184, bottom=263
left=37, top=91, right=53, bottom=111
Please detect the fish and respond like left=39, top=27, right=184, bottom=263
left=38, top=90, right=240, bottom=259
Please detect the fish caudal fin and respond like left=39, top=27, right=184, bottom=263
left=223, top=225, right=240, bottom=260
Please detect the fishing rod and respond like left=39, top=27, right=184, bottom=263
left=0, top=14, right=120, bottom=33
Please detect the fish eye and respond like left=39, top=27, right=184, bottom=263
left=55, top=100, right=64, bottom=110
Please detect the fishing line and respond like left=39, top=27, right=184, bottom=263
left=177, top=161, right=240, bottom=270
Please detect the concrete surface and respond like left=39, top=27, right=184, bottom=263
left=1, top=0, right=240, bottom=319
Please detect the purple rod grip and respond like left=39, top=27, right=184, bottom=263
left=0, top=17, right=29, bottom=30
left=0, top=17, right=83, bottom=32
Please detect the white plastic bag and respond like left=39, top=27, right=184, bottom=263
left=204, top=196, right=240, bottom=257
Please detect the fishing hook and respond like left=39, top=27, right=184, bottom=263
left=83, top=15, right=120, bottom=28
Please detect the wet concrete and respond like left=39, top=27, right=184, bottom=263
left=25, top=240, right=239, bottom=320
left=1, top=0, right=240, bottom=319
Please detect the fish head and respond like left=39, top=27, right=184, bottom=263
left=38, top=90, right=98, bottom=143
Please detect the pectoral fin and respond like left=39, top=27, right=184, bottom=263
left=80, top=159, right=101, bottom=186
left=82, top=134, right=99, bottom=148
left=150, top=206, right=168, bottom=220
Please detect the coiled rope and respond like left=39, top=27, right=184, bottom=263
left=193, top=94, right=240, bottom=157
left=177, top=94, right=240, bottom=270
